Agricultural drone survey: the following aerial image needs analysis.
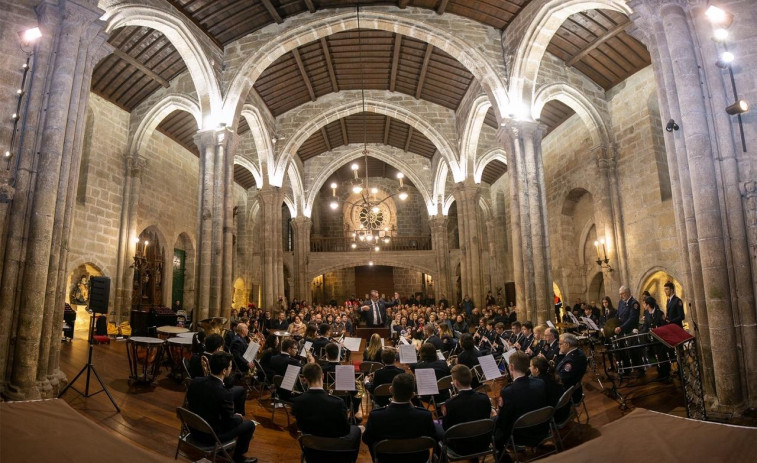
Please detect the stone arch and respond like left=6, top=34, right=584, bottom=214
left=274, top=99, right=461, bottom=186
left=240, top=104, right=274, bottom=176
left=533, top=83, right=610, bottom=147
left=103, top=2, right=222, bottom=123
left=172, top=232, right=196, bottom=313
left=478, top=196, right=492, bottom=220
left=561, top=187, right=593, bottom=216
left=460, top=96, right=492, bottom=177
left=129, top=94, right=201, bottom=155
left=286, top=162, right=304, bottom=217
left=587, top=271, right=605, bottom=303
left=232, top=277, right=247, bottom=309
left=507, top=0, right=632, bottom=106
left=76, top=106, right=95, bottom=204
left=473, top=149, right=508, bottom=184
left=308, top=260, right=435, bottom=282
left=282, top=195, right=296, bottom=218
left=223, top=9, right=508, bottom=127
left=304, top=145, right=433, bottom=217
left=234, top=156, right=263, bottom=189
left=432, top=162, right=450, bottom=211
left=442, top=194, right=456, bottom=216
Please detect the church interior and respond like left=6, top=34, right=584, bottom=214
left=0, top=0, right=755, bottom=461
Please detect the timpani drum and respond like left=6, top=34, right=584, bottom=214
left=610, top=333, right=655, bottom=374
left=175, top=331, right=196, bottom=339
left=126, top=336, right=165, bottom=385
left=167, top=337, right=194, bottom=381
left=156, top=325, right=189, bottom=340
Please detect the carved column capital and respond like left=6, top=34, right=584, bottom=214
left=123, top=152, right=147, bottom=178
left=0, top=181, right=15, bottom=203
left=592, top=144, right=617, bottom=173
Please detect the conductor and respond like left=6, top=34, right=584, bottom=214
left=361, top=290, right=389, bottom=327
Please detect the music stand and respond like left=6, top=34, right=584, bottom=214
left=58, top=312, right=120, bottom=412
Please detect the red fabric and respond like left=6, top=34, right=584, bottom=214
left=93, top=335, right=110, bottom=344
left=651, top=324, right=693, bottom=348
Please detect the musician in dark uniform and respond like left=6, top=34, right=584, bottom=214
left=361, top=290, right=390, bottom=327
left=664, top=281, right=685, bottom=327
left=513, top=321, right=534, bottom=351
left=271, top=338, right=312, bottom=400
left=362, top=373, right=437, bottom=463
left=640, top=296, right=666, bottom=333
left=556, top=333, right=587, bottom=403
left=440, top=364, right=493, bottom=456
left=615, top=285, right=640, bottom=335
left=365, top=348, right=404, bottom=407
left=539, top=328, right=560, bottom=361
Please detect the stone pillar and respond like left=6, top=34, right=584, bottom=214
left=429, top=213, right=452, bottom=303
left=658, top=2, right=742, bottom=408
left=485, top=217, right=504, bottom=296
left=591, top=144, right=625, bottom=296
left=4, top=0, right=105, bottom=400
left=259, top=185, right=283, bottom=311
left=453, top=179, right=485, bottom=308
left=291, top=216, right=312, bottom=303
left=500, top=121, right=553, bottom=324
left=194, top=128, right=236, bottom=320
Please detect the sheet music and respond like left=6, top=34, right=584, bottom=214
left=499, top=337, right=511, bottom=350
left=381, top=338, right=385, bottom=348
left=334, top=365, right=356, bottom=391
left=243, top=341, right=260, bottom=364
left=415, top=368, right=439, bottom=396
left=581, top=316, right=599, bottom=331
left=399, top=336, right=410, bottom=345
left=454, top=330, right=463, bottom=338
left=343, top=336, right=362, bottom=352
left=546, top=320, right=556, bottom=329
left=436, top=350, right=445, bottom=361
left=280, top=364, right=300, bottom=391
left=478, top=354, right=502, bottom=381
left=299, top=341, right=312, bottom=358
left=568, top=312, right=580, bottom=324
left=399, top=344, right=418, bottom=364
left=503, top=348, right=517, bottom=365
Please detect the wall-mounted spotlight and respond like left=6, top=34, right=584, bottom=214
left=705, top=5, right=733, bottom=28
left=725, top=100, right=749, bottom=115
left=716, top=51, right=734, bottom=68
left=665, top=119, right=679, bottom=132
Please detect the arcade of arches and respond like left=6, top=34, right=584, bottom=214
left=0, top=0, right=755, bottom=418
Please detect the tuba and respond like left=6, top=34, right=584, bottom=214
left=198, top=316, right=227, bottom=335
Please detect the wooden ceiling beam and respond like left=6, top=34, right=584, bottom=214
left=260, top=0, right=283, bottom=24
left=566, top=21, right=629, bottom=67
left=320, top=127, right=332, bottom=152
left=383, top=116, right=391, bottom=145
left=390, top=34, right=402, bottom=92
left=303, top=0, right=316, bottom=14
left=415, top=44, right=434, bottom=99
left=320, top=38, right=339, bottom=93
left=164, top=0, right=223, bottom=49
left=404, top=126, right=414, bottom=152
left=112, top=49, right=170, bottom=88
left=437, top=0, right=449, bottom=15
left=291, top=48, right=316, bottom=101
left=340, top=119, right=349, bottom=146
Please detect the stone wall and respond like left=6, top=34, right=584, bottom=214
left=323, top=267, right=356, bottom=304
left=393, top=267, right=424, bottom=297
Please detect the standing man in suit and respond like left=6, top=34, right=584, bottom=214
left=186, top=352, right=257, bottom=463
left=292, top=363, right=360, bottom=463
left=361, top=289, right=389, bottom=327
left=664, top=281, right=685, bottom=327
left=440, top=364, right=493, bottom=455
left=365, top=348, right=404, bottom=407
left=362, top=373, right=437, bottom=463
left=556, top=333, right=588, bottom=403
left=615, top=285, right=640, bottom=335
left=494, top=351, right=548, bottom=454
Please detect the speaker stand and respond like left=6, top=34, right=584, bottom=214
left=58, top=314, right=120, bottom=413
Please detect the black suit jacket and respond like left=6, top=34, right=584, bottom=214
left=312, top=336, right=330, bottom=358
left=617, top=297, right=641, bottom=334
left=362, top=299, right=389, bottom=327
left=425, top=335, right=443, bottom=351
left=292, top=389, right=350, bottom=437
left=270, top=319, right=289, bottom=331
left=362, top=402, right=437, bottom=463
left=556, top=348, right=587, bottom=403
left=666, top=295, right=685, bottom=327
left=457, top=349, right=480, bottom=369
left=495, top=376, right=548, bottom=448
left=541, top=340, right=560, bottom=361
left=442, top=389, right=492, bottom=455
left=366, top=365, right=404, bottom=406
left=270, top=352, right=302, bottom=377
left=187, top=376, right=242, bottom=436
left=229, top=334, right=250, bottom=373
left=641, top=308, right=666, bottom=333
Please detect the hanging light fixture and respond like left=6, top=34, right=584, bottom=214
left=327, top=5, right=409, bottom=252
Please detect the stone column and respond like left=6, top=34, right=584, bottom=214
left=291, top=216, right=312, bottom=303
left=658, top=2, right=742, bottom=407
left=429, top=213, right=452, bottom=303
left=258, top=185, right=283, bottom=310
left=453, top=179, right=485, bottom=308
left=5, top=0, right=104, bottom=400
left=194, top=128, right=235, bottom=320
left=500, top=121, right=553, bottom=324
left=591, top=144, right=625, bottom=296
left=486, top=217, right=504, bottom=296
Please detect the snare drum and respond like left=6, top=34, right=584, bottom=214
left=609, top=333, right=655, bottom=374
left=127, top=336, right=166, bottom=385
left=167, top=337, right=194, bottom=381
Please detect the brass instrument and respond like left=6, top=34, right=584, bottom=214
left=603, top=318, right=621, bottom=338
left=198, top=317, right=227, bottom=335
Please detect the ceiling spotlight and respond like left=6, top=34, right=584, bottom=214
left=716, top=51, right=735, bottom=68
left=713, top=28, right=729, bottom=42
left=21, top=27, right=42, bottom=43
left=665, top=119, right=679, bottom=132
left=374, top=246, right=380, bottom=252
left=705, top=5, right=733, bottom=28
left=725, top=100, right=749, bottom=115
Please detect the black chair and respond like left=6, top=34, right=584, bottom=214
left=271, top=375, right=295, bottom=426
left=175, top=407, right=236, bottom=462
left=359, top=361, right=384, bottom=375
left=181, top=357, right=193, bottom=379
left=298, top=433, right=360, bottom=463
left=251, top=359, right=271, bottom=397
left=439, top=418, right=497, bottom=463
left=373, top=436, right=436, bottom=463
left=572, top=386, right=590, bottom=425
left=503, top=406, right=559, bottom=463
left=370, top=383, right=392, bottom=410
left=552, top=384, right=581, bottom=451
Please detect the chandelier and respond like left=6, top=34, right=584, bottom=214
left=327, top=5, right=409, bottom=251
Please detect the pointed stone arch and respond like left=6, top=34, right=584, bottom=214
left=533, top=83, right=610, bottom=147
left=473, top=149, right=508, bottom=184
left=129, top=94, right=201, bottom=155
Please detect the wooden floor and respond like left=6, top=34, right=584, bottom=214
left=58, top=331, right=690, bottom=462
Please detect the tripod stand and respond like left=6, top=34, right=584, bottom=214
left=58, top=313, right=120, bottom=412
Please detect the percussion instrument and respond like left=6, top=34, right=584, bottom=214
left=126, top=337, right=166, bottom=385
left=608, top=332, right=674, bottom=376
left=272, top=330, right=291, bottom=338
left=198, top=317, right=227, bottom=335
left=156, top=325, right=189, bottom=340
left=174, top=331, right=197, bottom=339
left=167, top=337, right=193, bottom=381
left=603, top=318, right=621, bottom=338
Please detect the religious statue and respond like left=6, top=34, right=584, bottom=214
left=70, top=275, right=89, bottom=305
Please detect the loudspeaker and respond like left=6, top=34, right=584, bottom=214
left=89, top=276, right=111, bottom=314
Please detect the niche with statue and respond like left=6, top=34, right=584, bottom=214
left=132, top=229, right=164, bottom=309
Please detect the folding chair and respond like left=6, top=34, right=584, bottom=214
left=298, top=433, right=360, bottom=463
left=370, top=383, right=392, bottom=410
left=373, top=436, right=436, bottom=463
left=175, top=407, right=236, bottom=462
left=359, top=361, right=384, bottom=375
left=251, top=359, right=272, bottom=397
left=272, top=375, right=295, bottom=426
left=439, top=418, right=497, bottom=463
left=503, top=406, right=559, bottom=463
left=552, top=385, right=581, bottom=451
left=181, top=357, right=193, bottom=379
left=572, top=386, right=590, bottom=425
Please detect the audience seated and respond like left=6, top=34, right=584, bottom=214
left=292, top=363, right=361, bottom=463
left=439, top=364, right=493, bottom=455
left=362, top=373, right=437, bottom=463
left=186, top=352, right=257, bottom=463
left=365, top=348, right=404, bottom=407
